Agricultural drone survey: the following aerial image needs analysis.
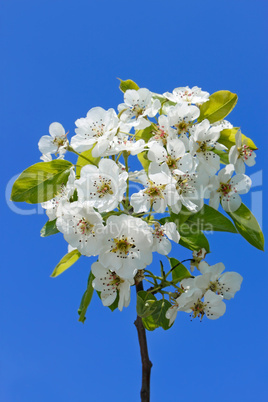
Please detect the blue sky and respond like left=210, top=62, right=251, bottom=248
left=1, top=1, right=267, bottom=401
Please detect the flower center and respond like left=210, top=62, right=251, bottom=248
left=53, top=136, right=67, bottom=149
left=192, top=300, right=205, bottom=319
left=218, top=182, right=232, bottom=196
left=144, top=183, right=165, bottom=200
left=77, top=218, right=94, bottom=235
left=175, top=176, right=191, bottom=194
left=96, top=177, right=114, bottom=198
left=175, top=121, right=189, bottom=134
left=132, top=104, right=145, bottom=117
left=183, top=90, right=193, bottom=102
left=239, top=144, right=253, bottom=160
left=111, top=237, right=135, bottom=255
left=152, top=127, right=168, bottom=144
left=92, top=124, right=105, bottom=138
left=209, top=281, right=218, bottom=292
left=109, top=272, right=123, bottom=286
left=166, top=155, right=178, bottom=169
left=196, top=140, right=208, bottom=153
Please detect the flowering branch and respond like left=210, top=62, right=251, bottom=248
left=10, top=79, right=264, bottom=401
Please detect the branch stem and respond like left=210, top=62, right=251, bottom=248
left=135, top=281, right=153, bottom=402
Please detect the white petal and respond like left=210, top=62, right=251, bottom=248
left=230, top=174, right=252, bottom=194
left=49, top=122, right=65, bottom=138
left=221, top=193, right=241, bottom=212
left=163, top=222, right=180, bottom=243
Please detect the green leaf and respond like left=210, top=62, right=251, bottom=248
left=179, top=232, right=210, bottom=252
left=118, top=78, right=139, bottom=93
left=51, top=249, right=81, bottom=277
left=227, top=204, right=264, bottom=251
left=169, top=258, right=192, bottom=284
left=136, top=291, right=158, bottom=318
left=160, top=208, right=210, bottom=252
left=198, top=90, right=238, bottom=124
left=40, top=219, right=59, bottom=237
left=159, top=206, right=195, bottom=227
left=142, top=299, right=172, bottom=331
left=137, top=151, right=150, bottom=173
left=185, top=205, right=237, bottom=233
left=76, top=147, right=101, bottom=178
left=78, top=271, right=94, bottom=323
left=11, top=160, right=73, bottom=204
left=171, top=206, right=196, bottom=225
left=163, top=209, right=210, bottom=252
left=218, top=127, right=258, bottom=150
left=135, top=125, right=154, bottom=142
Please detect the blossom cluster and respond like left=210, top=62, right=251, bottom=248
left=37, top=83, right=257, bottom=324
left=166, top=258, right=243, bottom=324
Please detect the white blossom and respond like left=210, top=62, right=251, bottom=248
left=189, top=119, right=225, bottom=176
left=164, top=86, right=210, bottom=105
left=98, top=215, right=153, bottom=279
left=175, top=288, right=226, bottom=321
left=209, top=164, right=252, bottom=212
left=75, top=158, right=128, bottom=213
left=229, top=129, right=256, bottom=174
left=56, top=201, right=105, bottom=256
left=71, top=107, right=119, bottom=157
left=92, top=261, right=134, bottom=311
left=148, top=139, right=197, bottom=174
left=148, top=115, right=177, bottom=146
left=171, top=170, right=209, bottom=213
left=38, top=122, right=68, bottom=158
left=197, top=261, right=243, bottom=300
left=190, top=248, right=207, bottom=272
left=151, top=222, right=180, bottom=255
left=118, top=88, right=161, bottom=130
left=130, top=163, right=179, bottom=213
left=167, top=103, right=200, bottom=149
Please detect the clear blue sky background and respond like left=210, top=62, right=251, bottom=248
left=1, top=1, right=267, bottom=401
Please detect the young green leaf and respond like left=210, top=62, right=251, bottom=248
left=50, top=249, right=81, bottom=277
left=198, top=90, right=238, bottom=124
left=227, top=203, right=264, bottom=251
left=118, top=78, right=139, bottom=93
left=11, top=160, right=73, bottom=204
left=40, top=219, right=59, bottom=237
left=142, top=299, right=172, bottom=331
left=136, top=291, right=158, bottom=318
left=135, top=125, right=154, bottom=142
left=137, top=151, right=150, bottom=173
left=218, top=127, right=257, bottom=150
left=169, top=258, right=192, bottom=284
left=78, top=271, right=94, bottom=323
left=76, top=147, right=101, bottom=178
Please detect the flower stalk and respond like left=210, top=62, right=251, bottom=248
left=135, top=281, right=153, bottom=402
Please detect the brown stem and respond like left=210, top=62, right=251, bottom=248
left=134, top=281, right=153, bottom=402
